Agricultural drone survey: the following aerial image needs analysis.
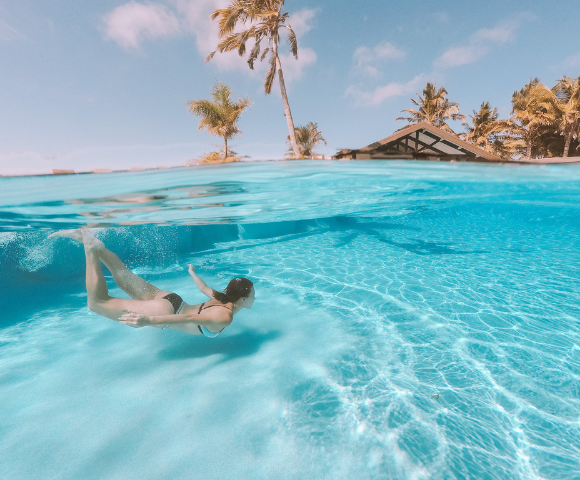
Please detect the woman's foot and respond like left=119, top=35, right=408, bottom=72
left=81, top=229, right=105, bottom=250
left=48, top=228, right=83, bottom=242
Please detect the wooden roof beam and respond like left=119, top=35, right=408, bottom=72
left=394, top=134, right=451, bottom=155
left=420, top=130, right=477, bottom=156
left=354, top=124, right=503, bottom=161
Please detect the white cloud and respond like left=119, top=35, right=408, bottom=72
left=279, top=9, right=317, bottom=81
left=0, top=143, right=208, bottom=176
left=0, top=140, right=294, bottom=175
left=103, top=1, right=316, bottom=82
left=353, top=42, right=406, bottom=77
left=563, top=53, right=580, bottom=70
left=171, top=0, right=243, bottom=70
left=280, top=47, right=317, bottom=82
left=345, top=75, right=425, bottom=107
left=287, top=8, right=316, bottom=37
left=434, top=19, right=521, bottom=67
left=177, top=1, right=316, bottom=76
left=436, top=45, right=487, bottom=67
left=472, top=24, right=517, bottom=43
left=103, top=2, right=181, bottom=50
left=0, top=19, right=26, bottom=42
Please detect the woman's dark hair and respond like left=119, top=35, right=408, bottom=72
left=213, top=277, right=253, bottom=304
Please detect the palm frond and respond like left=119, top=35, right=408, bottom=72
left=188, top=82, right=252, bottom=143
left=286, top=121, right=327, bottom=157
left=237, top=32, right=249, bottom=56
left=208, top=0, right=299, bottom=98
left=211, top=82, right=232, bottom=105
left=397, top=82, right=465, bottom=132
left=217, top=33, right=243, bottom=53
left=213, top=2, right=252, bottom=36
left=264, top=52, right=277, bottom=94
left=247, top=36, right=262, bottom=69
left=285, top=25, right=298, bottom=59
left=188, top=100, right=223, bottom=130
left=462, top=101, right=514, bottom=156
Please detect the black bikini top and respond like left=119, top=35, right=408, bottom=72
left=197, top=302, right=232, bottom=335
left=197, top=302, right=232, bottom=314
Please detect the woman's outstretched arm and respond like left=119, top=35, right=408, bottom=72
left=119, top=311, right=231, bottom=328
left=188, top=264, right=214, bottom=298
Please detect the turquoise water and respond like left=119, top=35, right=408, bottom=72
left=1, top=161, right=579, bottom=479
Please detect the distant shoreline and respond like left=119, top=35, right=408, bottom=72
left=1, top=156, right=579, bottom=178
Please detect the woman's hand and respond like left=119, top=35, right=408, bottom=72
left=119, top=312, right=153, bottom=327
left=188, top=264, right=196, bottom=275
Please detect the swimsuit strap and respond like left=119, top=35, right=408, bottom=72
left=196, top=302, right=231, bottom=336
left=197, top=302, right=232, bottom=313
left=201, top=304, right=232, bottom=312
left=198, top=324, right=225, bottom=337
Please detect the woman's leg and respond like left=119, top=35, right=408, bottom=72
left=83, top=229, right=166, bottom=301
left=81, top=231, right=173, bottom=321
left=51, top=228, right=167, bottom=301
left=97, top=246, right=164, bottom=301
left=83, top=236, right=110, bottom=312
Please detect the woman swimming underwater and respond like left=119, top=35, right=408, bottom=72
left=49, top=229, right=255, bottom=336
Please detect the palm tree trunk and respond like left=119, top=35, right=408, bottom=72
left=224, top=137, right=228, bottom=160
left=273, top=38, right=300, bottom=159
left=563, top=133, right=571, bottom=158
left=526, top=142, right=532, bottom=160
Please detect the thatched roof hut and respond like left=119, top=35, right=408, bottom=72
left=334, top=122, right=503, bottom=162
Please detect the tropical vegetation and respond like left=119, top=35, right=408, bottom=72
left=463, top=76, right=580, bottom=160
left=286, top=122, right=327, bottom=158
left=206, top=0, right=302, bottom=158
left=185, top=69, right=580, bottom=164
left=530, top=76, right=580, bottom=158
left=187, top=82, right=252, bottom=160
left=195, top=150, right=241, bottom=164
left=396, top=82, right=466, bottom=133
left=396, top=77, right=580, bottom=161
left=462, top=102, right=512, bottom=159
left=508, top=78, right=558, bottom=160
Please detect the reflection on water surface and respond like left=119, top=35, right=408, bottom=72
left=1, top=161, right=579, bottom=232
left=0, top=182, right=245, bottom=229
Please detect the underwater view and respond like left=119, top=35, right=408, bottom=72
left=1, top=160, right=580, bottom=480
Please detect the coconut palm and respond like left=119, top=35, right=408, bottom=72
left=188, top=82, right=252, bottom=160
left=286, top=121, right=327, bottom=158
left=463, top=102, right=512, bottom=158
left=539, top=75, right=580, bottom=157
left=206, top=0, right=301, bottom=158
left=396, top=82, right=466, bottom=133
left=509, top=78, right=557, bottom=160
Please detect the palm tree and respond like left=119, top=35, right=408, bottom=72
left=463, top=102, right=512, bottom=158
left=188, top=82, right=252, bottom=160
left=396, top=82, right=466, bottom=133
left=286, top=121, right=327, bottom=158
left=541, top=75, right=580, bottom=157
left=206, top=0, right=301, bottom=158
left=509, top=78, right=557, bottom=160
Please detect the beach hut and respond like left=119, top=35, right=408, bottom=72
left=334, top=122, right=503, bottom=162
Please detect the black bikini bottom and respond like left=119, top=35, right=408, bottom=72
left=162, top=293, right=183, bottom=313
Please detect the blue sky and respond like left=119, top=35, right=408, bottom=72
left=1, top=0, right=579, bottom=175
